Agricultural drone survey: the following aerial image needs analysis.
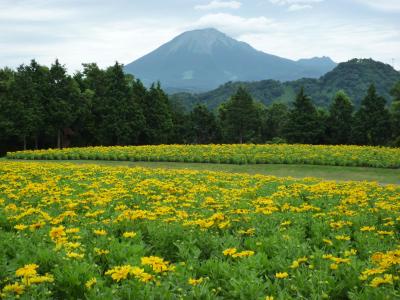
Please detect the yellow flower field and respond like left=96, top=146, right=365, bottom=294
left=0, top=161, right=399, bottom=299
left=7, top=144, right=400, bottom=168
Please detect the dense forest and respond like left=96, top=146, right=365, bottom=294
left=0, top=59, right=399, bottom=155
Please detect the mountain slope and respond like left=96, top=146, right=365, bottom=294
left=170, top=59, right=400, bottom=110
left=124, top=28, right=336, bottom=92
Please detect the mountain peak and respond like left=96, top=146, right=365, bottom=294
left=124, top=28, right=337, bottom=92
left=166, top=28, right=238, bottom=55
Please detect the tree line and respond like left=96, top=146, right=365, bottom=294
left=0, top=60, right=399, bottom=154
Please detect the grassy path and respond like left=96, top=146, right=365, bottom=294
left=3, top=159, right=399, bottom=184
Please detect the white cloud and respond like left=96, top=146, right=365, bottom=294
left=0, top=2, right=75, bottom=21
left=288, top=4, right=312, bottom=11
left=0, top=18, right=182, bottom=72
left=195, top=1, right=242, bottom=10
left=269, top=0, right=323, bottom=10
left=238, top=20, right=400, bottom=69
left=353, top=0, right=400, bottom=12
left=270, top=0, right=323, bottom=5
left=191, top=13, right=275, bottom=36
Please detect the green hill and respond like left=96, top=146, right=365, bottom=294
left=171, top=59, right=400, bottom=110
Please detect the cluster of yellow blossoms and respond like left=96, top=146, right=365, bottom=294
left=7, top=143, right=400, bottom=168
left=1, top=264, right=54, bottom=297
left=0, top=161, right=399, bottom=299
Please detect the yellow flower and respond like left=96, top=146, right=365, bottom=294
left=123, top=231, right=137, bottom=238
left=377, top=230, right=394, bottom=236
left=369, top=274, right=397, bottom=288
left=275, top=272, right=289, bottom=279
left=85, top=277, right=97, bottom=289
left=238, top=228, right=255, bottom=236
left=141, top=256, right=172, bottom=273
left=335, top=235, right=350, bottom=241
left=323, top=239, right=333, bottom=246
left=66, top=252, right=84, bottom=259
left=188, top=277, right=203, bottom=286
left=130, top=267, right=154, bottom=282
left=94, top=248, right=110, bottom=255
left=344, top=249, right=357, bottom=257
left=14, top=224, right=28, bottom=230
left=290, top=257, right=308, bottom=269
left=105, top=265, right=135, bottom=282
left=2, top=282, right=25, bottom=295
left=49, top=226, right=66, bottom=240
left=93, top=229, right=107, bottom=236
left=223, top=248, right=237, bottom=256
left=360, top=226, right=375, bottom=232
left=66, top=228, right=80, bottom=234
left=232, top=250, right=255, bottom=258
left=330, top=263, right=338, bottom=270
left=29, top=274, right=54, bottom=284
left=16, top=264, right=39, bottom=278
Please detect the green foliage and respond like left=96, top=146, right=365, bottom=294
left=326, top=91, right=354, bottom=144
left=219, top=87, right=262, bottom=143
left=190, top=105, right=220, bottom=144
left=353, top=84, right=392, bottom=145
left=1, top=59, right=399, bottom=153
left=140, top=83, right=174, bottom=144
left=47, top=59, right=81, bottom=148
left=263, top=103, right=289, bottom=141
left=284, top=88, right=324, bottom=144
left=172, top=59, right=400, bottom=111
left=390, top=81, right=400, bottom=145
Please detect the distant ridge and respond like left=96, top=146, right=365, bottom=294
left=124, top=28, right=337, bottom=92
left=170, top=58, right=400, bottom=110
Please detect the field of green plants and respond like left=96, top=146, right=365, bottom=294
left=6, top=144, right=400, bottom=168
left=0, top=161, right=399, bottom=299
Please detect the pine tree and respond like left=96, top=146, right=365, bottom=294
left=140, top=82, right=174, bottom=144
left=263, top=103, right=289, bottom=141
left=353, top=84, right=391, bottom=145
left=390, top=81, right=400, bottom=145
left=0, top=68, right=16, bottom=149
left=219, top=87, right=260, bottom=143
left=190, top=105, right=219, bottom=144
left=284, top=87, right=323, bottom=144
left=45, top=59, right=81, bottom=148
left=7, top=61, right=48, bottom=149
left=326, top=91, right=354, bottom=145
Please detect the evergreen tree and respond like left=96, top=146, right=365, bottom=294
left=0, top=68, right=16, bottom=150
left=284, top=87, right=323, bottom=144
left=8, top=61, right=48, bottom=149
left=326, top=91, right=354, bottom=145
left=262, top=103, right=289, bottom=141
left=219, top=87, right=261, bottom=143
left=140, top=82, right=174, bottom=144
left=46, top=59, right=81, bottom=148
left=390, top=81, right=400, bottom=145
left=190, top=104, right=219, bottom=144
left=169, top=99, right=191, bottom=144
left=353, top=84, right=391, bottom=145
left=104, top=63, right=145, bottom=145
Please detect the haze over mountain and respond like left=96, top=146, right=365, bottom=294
left=124, top=28, right=337, bottom=92
left=171, top=58, right=400, bottom=110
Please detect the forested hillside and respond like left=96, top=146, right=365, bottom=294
left=171, top=59, right=400, bottom=110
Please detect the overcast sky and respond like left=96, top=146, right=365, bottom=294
left=1, top=0, right=399, bottom=72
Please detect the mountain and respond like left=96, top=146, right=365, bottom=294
left=124, top=28, right=336, bottom=92
left=170, top=59, right=400, bottom=110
